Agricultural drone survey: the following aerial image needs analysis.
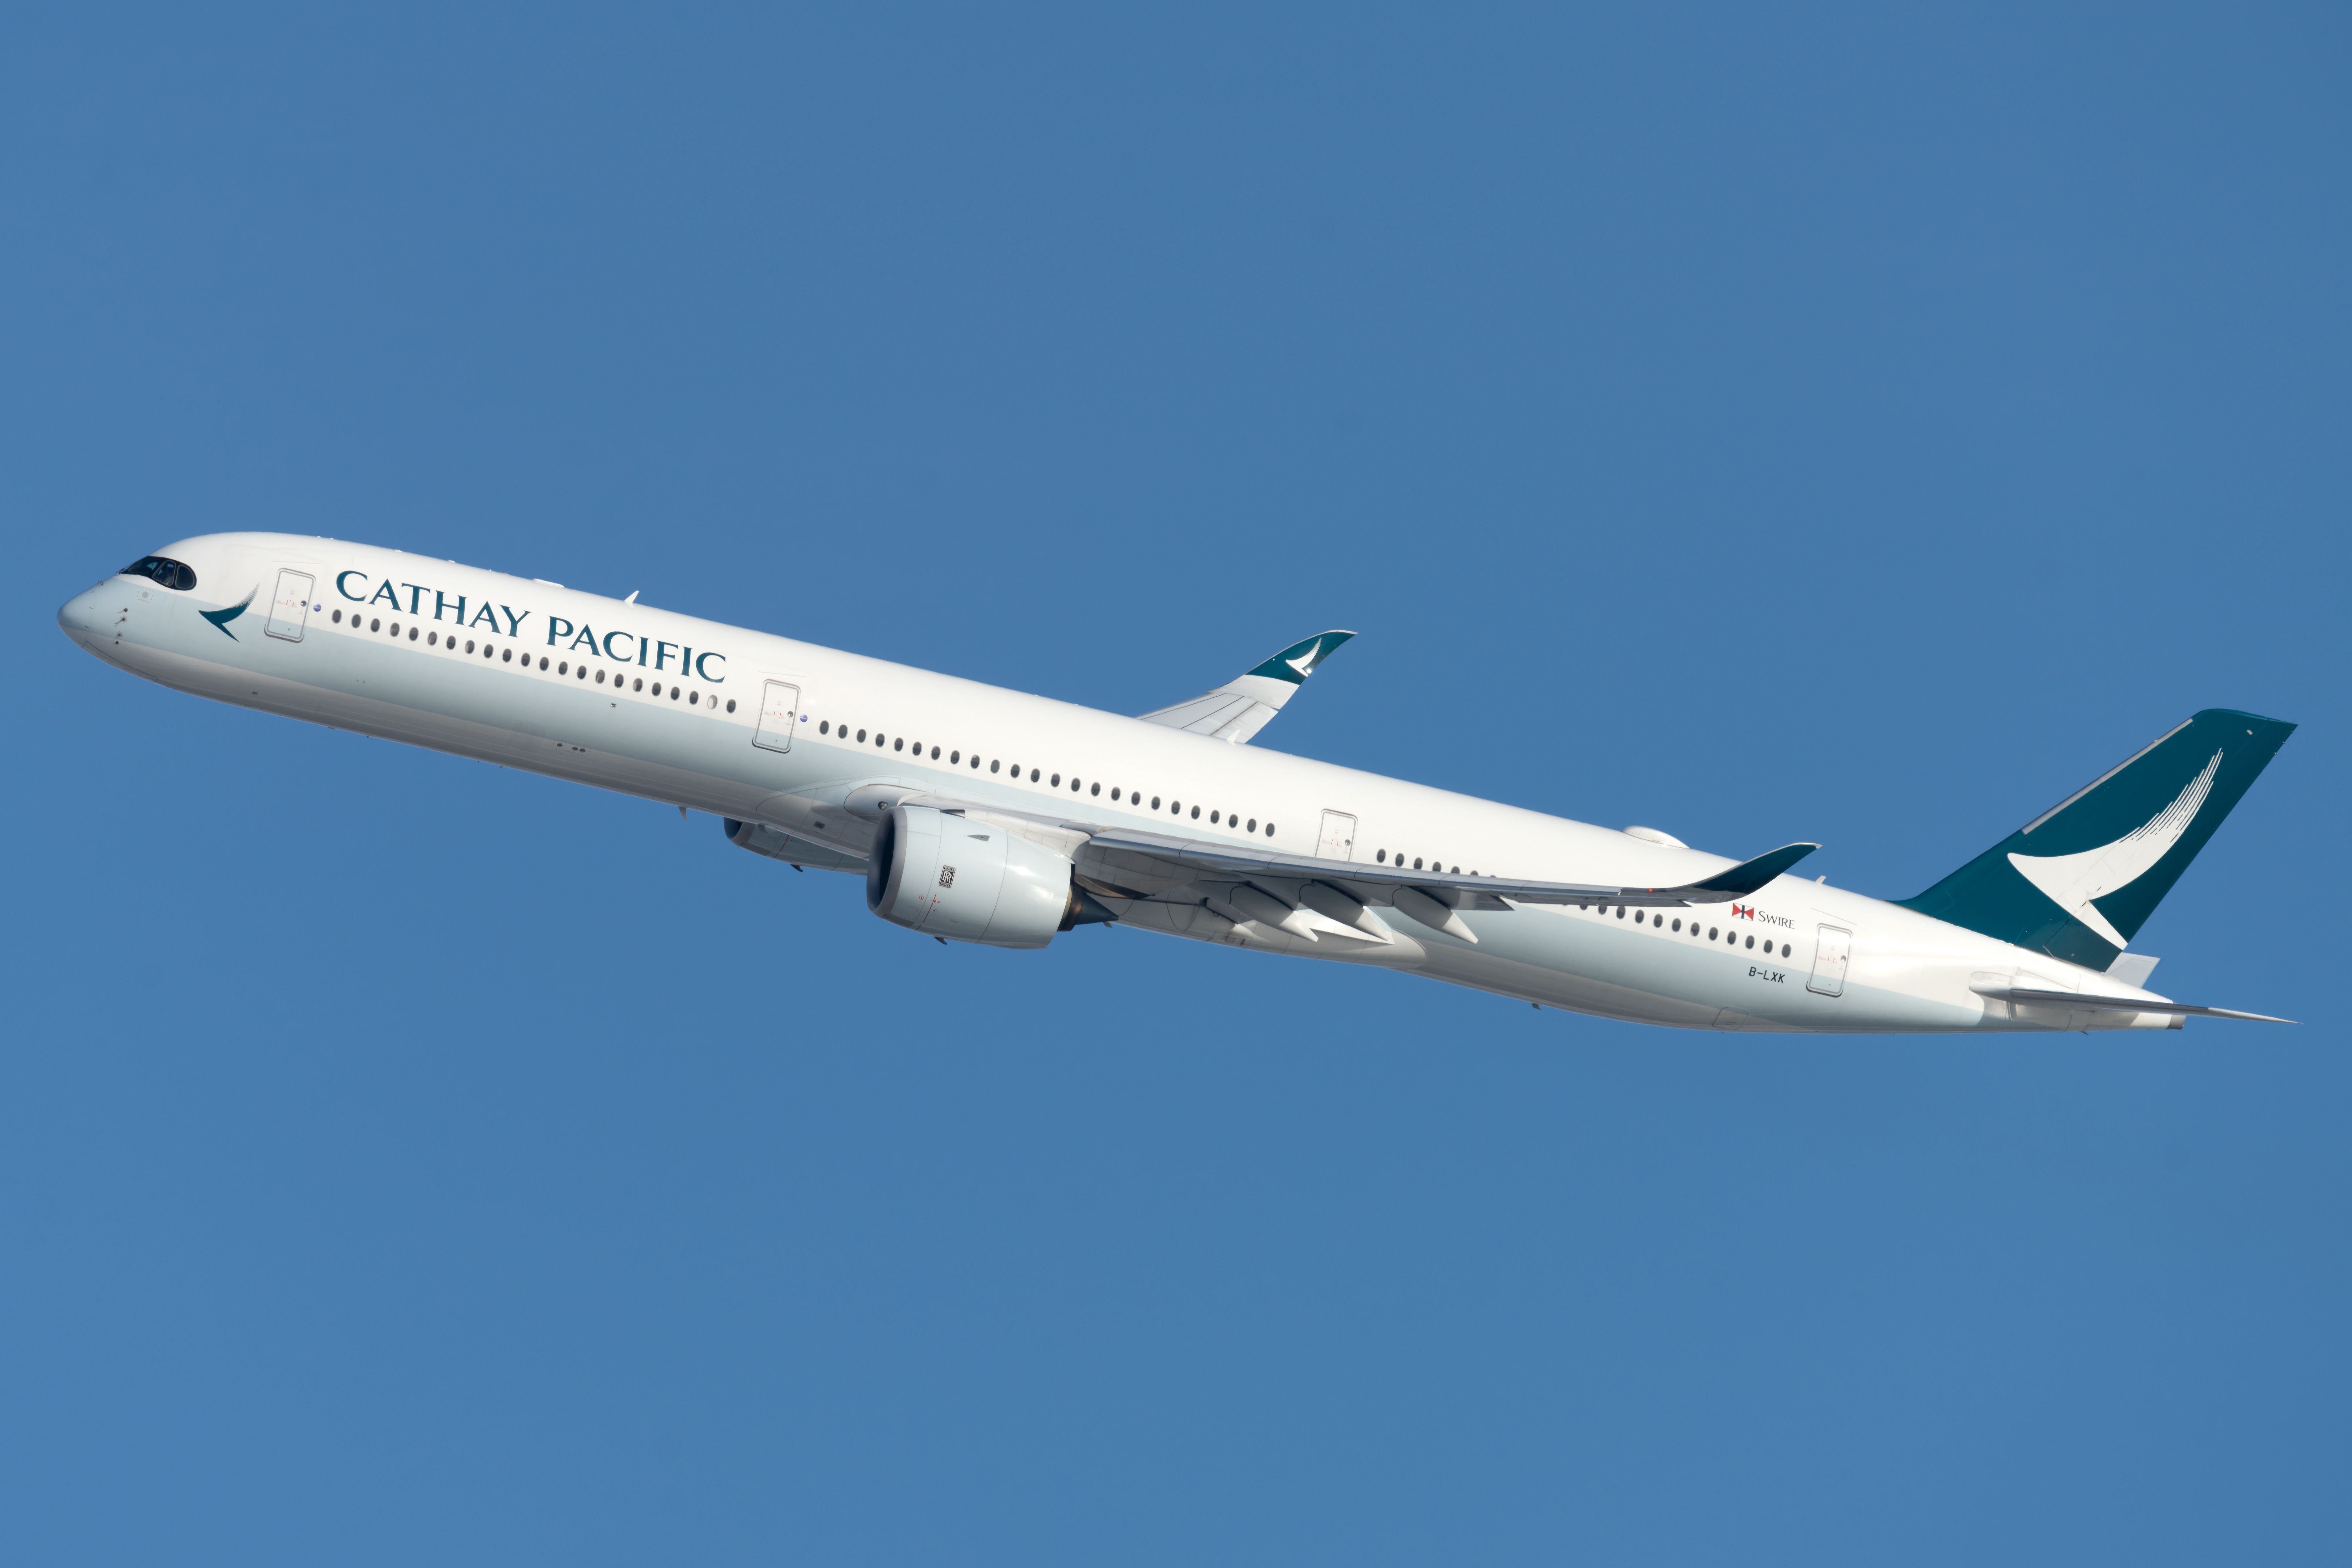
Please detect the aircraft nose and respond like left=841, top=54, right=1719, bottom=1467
left=57, top=585, right=109, bottom=639
left=57, top=587, right=101, bottom=639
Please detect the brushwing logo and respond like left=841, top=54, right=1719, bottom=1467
left=2007, top=749, right=2223, bottom=948
left=200, top=586, right=257, bottom=640
left=1285, top=639, right=1326, bottom=679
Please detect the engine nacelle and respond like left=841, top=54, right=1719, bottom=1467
left=722, top=817, right=866, bottom=874
left=865, top=804, right=1102, bottom=948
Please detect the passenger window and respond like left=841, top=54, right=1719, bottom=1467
left=537, top=655, right=546, bottom=668
left=1708, top=927, right=1718, bottom=940
left=856, top=729, right=866, bottom=741
left=1090, top=782, right=1100, bottom=796
left=990, top=760, right=1000, bottom=773
left=557, top=660, right=566, bottom=673
left=1189, top=805, right=1200, bottom=819
left=689, top=690, right=699, bottom=704
left=950, top=750, right=958, bottom=763
left=1030, top=769, right=1040, bottom=782
left=502, top=648, right=513, bottom=663
left=894, top=738, right=904, bottom=751
left=389, top=623, right=398, bottom=636
left=1265, top=823, right=1274, bottom=836
left=370, top=618, right=381, bottom=632
left=333, top=610, right=343, bottom=623
left=1152, top=796, right=1161, bottom=810
left=1376, top=850, right=1386, bottom=862
left=726, top=698, right=736, bottom=712
left=1414, top=858, right=1423, bottom=869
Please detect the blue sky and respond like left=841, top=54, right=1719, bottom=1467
left=4, top=4, right=2347, bottom=1562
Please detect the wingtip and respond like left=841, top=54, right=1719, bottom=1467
left=1689, top=841, right=1821, bottom=897
left=1248, top=630, right=1358, bottom=685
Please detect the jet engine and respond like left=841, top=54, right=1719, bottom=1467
left=865, top=804, right=1112, bottom=948
left=723, top=817, right=867, bottom=873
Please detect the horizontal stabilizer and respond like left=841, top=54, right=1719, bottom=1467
left=1973, top=984, right=2293, bottom=1024
left=1139, top=630, right=1354, bottom=744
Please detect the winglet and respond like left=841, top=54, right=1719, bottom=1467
left=1684, top=842, right=1819, bottom=900
left=1139, top=630, right=1356, bottom=744
left=1244, top=631, right=1354, bottom=686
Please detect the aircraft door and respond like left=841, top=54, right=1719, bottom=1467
left=754, top=681, right=801, bottom=753
left=1808, top=925, right=1852, bottom=997
left=265, top=570, right=314, bottom=642
left=1317, top=811, right=1357, bottom=860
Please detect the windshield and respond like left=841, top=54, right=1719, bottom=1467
left=121, top=556, right=198, bottom=591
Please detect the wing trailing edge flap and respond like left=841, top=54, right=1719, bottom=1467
left=1137, top=631, right=1355, bottom=744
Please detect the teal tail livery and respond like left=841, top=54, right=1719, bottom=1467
left=59, top=535, right=2297, bottom=1032
left=1899, top=710, right=2295, bottom=970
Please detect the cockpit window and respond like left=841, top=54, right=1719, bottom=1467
left=121, top=555, right=198, bottom=591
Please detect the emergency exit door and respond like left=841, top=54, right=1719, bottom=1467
left=1808, top=926, right=1852, bottom=997
left=1317, top=811, right=1357, bottom=861
left=753, top=681, right=800, bottom=752
left=265, top=570, right=314, bottom=642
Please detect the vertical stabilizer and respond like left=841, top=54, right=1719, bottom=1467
left=1898, top=709, right=2293, bottom=967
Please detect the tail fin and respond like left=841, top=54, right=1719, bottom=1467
left=1898, top=709, right=2295, bottom=967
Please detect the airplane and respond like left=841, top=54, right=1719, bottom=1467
left=59, top=534, right=2296, bottom=1033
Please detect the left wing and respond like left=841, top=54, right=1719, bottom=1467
left=1073, top=825, right=1816, bottom=912
left=826, top=789, right=1815, bottom=945
left=1137, top=631, right=1354, bottom=744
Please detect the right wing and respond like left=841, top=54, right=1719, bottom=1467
left=1137, top=630, right=1354, bottom=744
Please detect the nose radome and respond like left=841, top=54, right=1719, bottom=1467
left=57, top=588, right=100, bottom=637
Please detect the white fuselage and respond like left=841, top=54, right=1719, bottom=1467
left=60, top=533, right=2182, bottom=1033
